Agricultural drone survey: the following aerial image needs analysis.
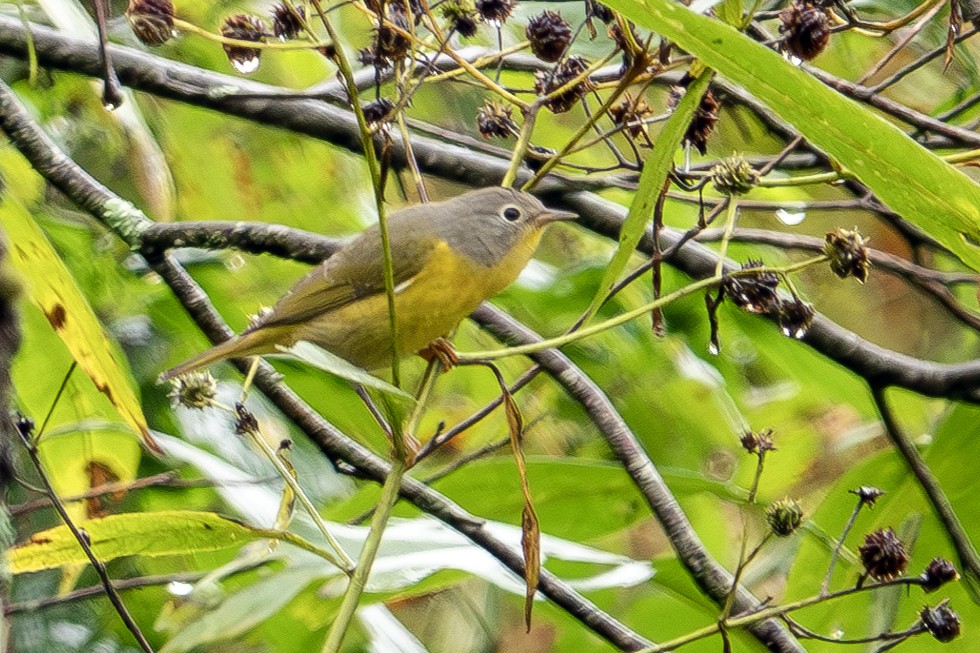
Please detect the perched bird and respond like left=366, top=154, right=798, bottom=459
left=161, top=186, right=575, bottom=379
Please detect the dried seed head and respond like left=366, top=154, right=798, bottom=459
left=234, top=402, right=259, bottom=435
left=221, top=14, right=267, bottom=74
left=475, top=0, right=516, bottom=24
left=740, top=428, right=776, bottom=454
left=824, top=227, right=870, bottom=283
left=476, top=99, right=517, bottom=139
left=589, top=1, right=614, bottom=24
left=372, top=6, right=411, bottom=64
left=723, top=260, right=780, bottom=314
left=711, top=154, right=759, bottom=196
left=859, top=528, right=910, bottom=581
left=779, top=1, right=831, bottom=61
left=167, top=371, right=218, bottom=410
left=850, top=485, right=885, bottom=507
left=271, top=2, right=305, bottom=40
left=921, top=558, right=960, bottom=593
left=535, top=55, right=592, bottom=113
left=669, top=77, right=719, bottom=155
left=920, top=602, right=961, bottom=643
left=609, top=93, right=653, bottom=140
left=362, top=97, right=396, bottom=127
left=526, top=11, right=572, bottom=63
left=442, top=0, right=479, bottom=37
left=126, top=0, right=175, bottom=46
left=608, top=20, right=639, bottom=52
left=766, top=498, right=804, bottom=537
left=777, top=298, right=814, bottom=339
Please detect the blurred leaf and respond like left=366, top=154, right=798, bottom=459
left=10, top=510, right=270, bottom=572
left=606, top=0, right=980, bottom=271
left=0, top=191, right=158, bottom=451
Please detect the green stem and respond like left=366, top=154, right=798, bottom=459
left=501, top=104, right=540, bottom=188
left=714, top=197, right=738, bottom=278
left=309, top=0, right=401, bottom=389
left=247, top=429, right=355, bottom=572
left=321, top=460, right=407, bottom=653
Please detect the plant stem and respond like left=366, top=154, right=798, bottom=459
left=320, top=460, right=407, bottom=653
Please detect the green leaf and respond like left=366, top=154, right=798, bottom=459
left=9, top=510, right=262, bottom=573
left=584, top=70, right=714, bottom=320
left=0, top=191, right=158, bottom=451
left=605, top=0, right=980, bottom=271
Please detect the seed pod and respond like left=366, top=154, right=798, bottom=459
left=126, top=0, right=175, bottom=46
left=777, top=298, right=813, bottom=339
left=475, top=0, right=516, bottom=24
left=859, top=528, right=909, bottom=581
left=476, top=100, right=517, bottom=139
left=740, top=428, right=775, bottom=454
left=362, top=98, right=396, bottom=126
left=722, top=260, right=780, bottom=314
left=609, top=93, right=653, bottom=140
left=920, top=602, right=961, bottom=643
left=710, top=154, right=759, bottom=196
left=442, top=0, right=479, bottom=37
left=526, top=11, right=572, bottom=63
left=766, top=498, right=804, bottom=537
left=534, top=56, right=591, bottom=114
left=779, top=1, right=831, bottom=61
left=824, top=227, right=870, bottom=283
left=669, top=77, right=719, bottom=155
left=167, top=371, right=217, bottom=410
left=920, top=558, right=959, bottom=593
left=271, top=2, right=304, bottom=40
left=221, top=14, right=266, bottom=74
left=850, top=485, right=885, bottom=506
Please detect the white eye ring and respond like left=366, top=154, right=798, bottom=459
left=501, top=205, right=522, bottom=221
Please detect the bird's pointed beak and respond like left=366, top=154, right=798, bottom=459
left=538, top=208, right=578, bottom=225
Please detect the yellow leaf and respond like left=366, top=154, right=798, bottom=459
left=0, top=193, right=159, bottom=452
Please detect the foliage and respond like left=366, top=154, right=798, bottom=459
left=1, top=0, right=980, bottom=652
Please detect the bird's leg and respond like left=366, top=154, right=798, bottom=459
left=418, top=337, right=459, bottom=371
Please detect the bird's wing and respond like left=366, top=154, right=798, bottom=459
left=251, top=221, right=441, bottom=330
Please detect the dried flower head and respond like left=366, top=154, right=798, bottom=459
left=608, top=20, right=640, bottom=52
left=824, top=227, right=870, bottom=283
left=371, top=5, right=411, bottom=64
left=526, top=11, right=572, bottom=63
left=588, top=0, right=614, bottom=23
left=920, top=558, right=960, bottom=593
left=362, top=97, right=395, bottom=127
left=271, top=2, right=304, bottom=40
left=780, top=1, right=831, bottom=61
left=722, top=260, right=780, bottom=314
left=711, top=154, right=759, bottom=196
left=475, top=0, right=516, bottom=24
left=221, top=14, right=267, bottom=74
left=442, top=0, right=479, bottom=37
left=740, top=428, right=776, bottom=455
left=850, top=485, right=885, bottom=507
left=766, top=498, right=804, bottom=537
left=920, top=602, right=961, bottom=643
left=234, top=402, right=259, bottom=436
left=777, top=298, right=814, bottom=339
left=126, top=0, right=175, bottom=46
left=476, top=99, right=517, bottom=139
left=859, top=528, right=909, bottom=581
left=668, top=77, right=719, bottom=155
left=535, top=55, right=592, bottom=113
left=609, top=93, right=654, bottom=140
left=168, top=371, right=218, bottom=410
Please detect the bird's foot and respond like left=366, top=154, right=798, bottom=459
left=419, top=338, right=459, bottom=370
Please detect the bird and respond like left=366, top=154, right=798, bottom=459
left=160, top=186, right=576, bottom=380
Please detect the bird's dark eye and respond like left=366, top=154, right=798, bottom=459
left=502, top=206, right=522, bottom=221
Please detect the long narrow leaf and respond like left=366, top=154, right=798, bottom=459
left=584, top=70, right=713, bottom=320
left=605, top=0, right=980, bottom=270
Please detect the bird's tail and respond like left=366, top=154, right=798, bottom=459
left=158, top=327, right=287, bottom=382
